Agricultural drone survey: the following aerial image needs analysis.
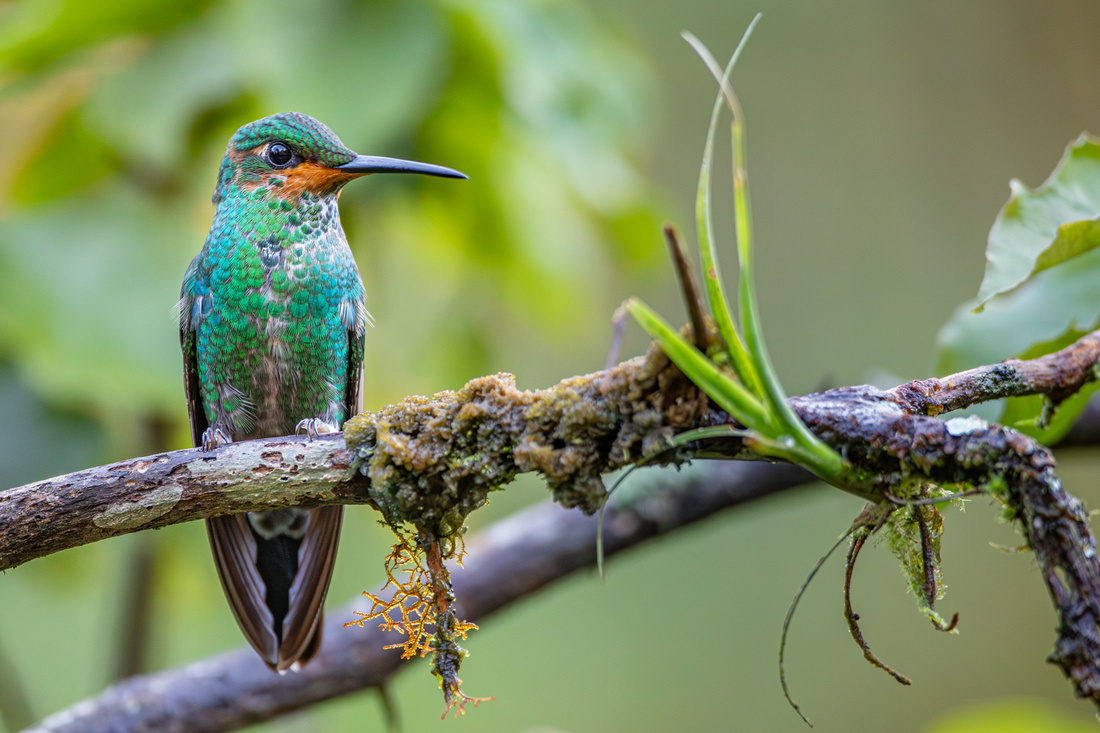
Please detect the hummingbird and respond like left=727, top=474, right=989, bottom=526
left=178, top=112, right=466, bottom=672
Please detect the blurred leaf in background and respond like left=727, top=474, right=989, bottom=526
left=923, top=697, right=1097, bottom=733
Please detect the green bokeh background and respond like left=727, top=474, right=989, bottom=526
left=3, top=1, right=1100, bottom=731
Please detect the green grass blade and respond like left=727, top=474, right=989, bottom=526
left=688, top=28, right=846, bottom=481
left=683, top=26, right=761, bottom=397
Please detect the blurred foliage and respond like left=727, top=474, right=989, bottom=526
left=937, top=136, right=1100, bottom=443
left=0, top=0, right=661, bottom=728
left=0, top=0, right=662, bottom=460
left=923, top=697, right=1097, bottom=733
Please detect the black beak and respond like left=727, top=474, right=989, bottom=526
left=336, top=155, right=467, bottom=179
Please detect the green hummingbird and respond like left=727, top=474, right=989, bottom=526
left=178, top=112, right=466, bottom=672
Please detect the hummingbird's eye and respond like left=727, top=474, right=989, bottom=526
left=266, top=142, right=293, bottom=167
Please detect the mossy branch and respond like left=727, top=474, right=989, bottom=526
left=0, top=343, right=704, bottom=573
left=6, top=328, right=1100, bottom=719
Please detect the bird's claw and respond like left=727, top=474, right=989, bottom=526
left=201, top=427, right=232, bottom=452
left=295, top=419, right=337, bottom=441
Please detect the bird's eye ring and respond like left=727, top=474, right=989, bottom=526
left=266, top=142, right=293, bottom=167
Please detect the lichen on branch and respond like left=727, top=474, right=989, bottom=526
left=338, top=346, right=709, bottom=707
left=345, top=528, right=488, bottom=716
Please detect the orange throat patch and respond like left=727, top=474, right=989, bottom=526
left=278, top=161, right=360, bottom=197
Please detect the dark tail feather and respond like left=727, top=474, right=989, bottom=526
left=206, top=506, right=343, bottom=672
left=254, top=533, right=301, bottom=643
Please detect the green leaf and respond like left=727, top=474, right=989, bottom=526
left=687, top=33, right=756, bottom=395
left=682, top=26, right=844, bottom=484
left=1033, top=217, right=1100, bottom=274
left=976, top=134, right=1100, bottom=308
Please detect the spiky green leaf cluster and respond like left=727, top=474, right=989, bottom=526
left=626, top=20, right=848, bottom=491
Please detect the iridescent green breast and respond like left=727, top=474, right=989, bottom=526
left=181, top=184, right=366, bottom=440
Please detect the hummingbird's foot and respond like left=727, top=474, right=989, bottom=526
left=295, top=419, right=338, bottom=441
left=201, top=427, right=232, bottom=452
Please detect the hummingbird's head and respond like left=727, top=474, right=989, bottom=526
left=212, top=112, right=466, bottom=204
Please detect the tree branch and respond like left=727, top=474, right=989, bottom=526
left=23, top=461, right=813, bottom=733
left=890, top=329, right=1100, bottom=415
left=1, top=345, right=726, bottom=570
left=0, top=433, right=364, bottom=572
left=9, top=329, right=1100, bottom=728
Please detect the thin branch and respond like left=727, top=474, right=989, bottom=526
left=890, top=329, right=1100, bottom=415
left=790, top=384, right=1100, bottom=700
left=8, top=330, right=1100, bottom=571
